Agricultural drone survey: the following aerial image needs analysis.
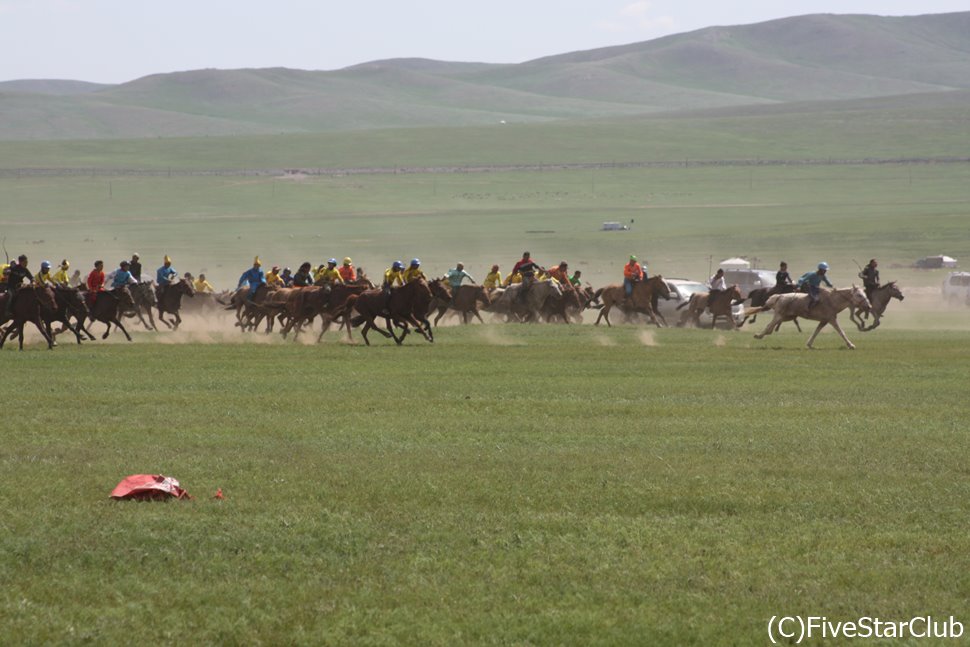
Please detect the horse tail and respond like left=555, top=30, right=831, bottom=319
left=676, top=297, right=691, bottom=311
left=593, top=288, right=605, bottom=302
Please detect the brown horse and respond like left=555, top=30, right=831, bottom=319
left=347, top=279, right=435, bottom=345
left=89, top=288, right=136, bottom=341
left=0, top=287, right=56, bottom=350
left=677, top=285, right=743, bottom=329
left=432, top=282, right=492, bottom=326
left=593, top=275, right=670, bottom=327
left=849, top=281, right=903, bottom=332
left=156, top=279, right=194, bottom=330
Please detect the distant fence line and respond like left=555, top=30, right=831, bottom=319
left=1, top=156, right=968, bottom=178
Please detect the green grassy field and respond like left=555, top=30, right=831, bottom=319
left=2, top=163, right=968, bottom=291
left=3, top=89, right=970, bottom=643
left=3, top=326, right=970, bottom=644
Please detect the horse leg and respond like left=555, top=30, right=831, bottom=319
left=595, top=303, right=611, bottom=327
left=805, top=321, right=828, bottom=349
left=754, top=314, right=782, bottom=339
left=112, top=318, right=133, bottom=342
left=103, top=321, right=112, bottom=339
left=173, top=312, right=182, bottom=331
left=158, top=310, right=173, bottom=329
left=829, top=318, right=855, bottom=350
left=0, top=321, right=13, bottom=349
left=433, top=306, right=447, bottom=327
left=472, top=309, right=485, bottom=324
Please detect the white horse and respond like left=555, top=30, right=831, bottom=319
left=746, top=286, right=870, bottom=349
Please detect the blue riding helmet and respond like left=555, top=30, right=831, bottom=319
left=817, top=262, right=829, bottom=271
left=41, top=260, right=51, bottom=270
left=410, top=258, right=421, bottom=266
left=328, top=258, right=337, bottom=265
left=392, top=261, right=404, bottom=271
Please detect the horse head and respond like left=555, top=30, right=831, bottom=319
left=648, top=275, right=671, bottom=300
left=429, top=278, right=452, bottom=302
left=179, top=279, right=195, bottom=297
left=116, top=287, right=135, bottom=309
left=849, top=285, right=871, bottom=311
left=888, top=281, right=904, bottom=301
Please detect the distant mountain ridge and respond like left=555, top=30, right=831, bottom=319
left=1, top=11, right=968, bottom=140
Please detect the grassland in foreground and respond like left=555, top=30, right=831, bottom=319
left=2, top=326, right=970, bottom=644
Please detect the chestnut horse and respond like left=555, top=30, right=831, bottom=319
left=593, top=275, right=670, bottom=327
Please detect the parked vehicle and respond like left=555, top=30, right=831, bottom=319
left=942, top=272, right=970, bottom=305
left=721, top=269, right=777, bottom=299
left=658, top=278, right=745, bottom=327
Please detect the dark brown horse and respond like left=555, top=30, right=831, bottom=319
left=89, top=288, right=136, bottom=341
left=0, top=287, right=56, bottom=350
left=347, top=279, right=435, bottom=345
left=156, top=279, right=195, bottom=330
left=49, top=287, right=94, bottom=344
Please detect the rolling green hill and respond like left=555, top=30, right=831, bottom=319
left=1, top=12, right=968, bottom=141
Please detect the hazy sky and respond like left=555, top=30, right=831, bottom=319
left=1, top=0, right=966, bottom=83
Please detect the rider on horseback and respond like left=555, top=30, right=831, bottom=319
left=4, top=255, right=33, bottom=318
left=238, top=257, right=267, bottom=303
left=52, top=260, right=71, bottom=288
left=338, top=257, right=357, bottom=283
left=156, top=255, right=177, bottom=302
left=403, top=259, right=426, bottom=284
left=107, top=260, right=138, bottom=291
left=445, top=262, right=474, bottom=291
left=774, top=261, right=795, bottom=294
left=798, top=262, right=833, bottom=309
left=86, top=260, right=106, bottom=309
left=859, top=259, right=880, bottom=301
left=620, top=255, right=643, bottom=308
left=483, top=265, right=502, bottom=291
left=34, top=261, right=55, bottom=288
left=193, top=273, right=215, bottom=293
left=382, top=261, right=406, bottom=313
left=293, top=262, right=314, bottom=287
left=708, top=268, right=727, bottom=309
left=318, top=259, right=344, bottom=286
left=546, top=261, right=571, bottom=289
left=511, top=252, right=542, bottom=303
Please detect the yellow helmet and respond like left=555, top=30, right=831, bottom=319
left=254, top=256, right=262, bottom=267
left=343, top=257, right=352, bottom=266
left=164, top=255, right=172, bottom=264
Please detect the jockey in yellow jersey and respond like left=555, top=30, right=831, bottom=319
left=317, top=259, right=344, bottom=286
left=266, top=266, right=283, bottom=287
left=193, top=274, right=215, bottom=293
left=402, top=258, right=426, bottom=283
left=483, top=265, right=502, bottom=291
left=52, top=260, right=71, bottom=287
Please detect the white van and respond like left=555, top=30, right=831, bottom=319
left=942, top=272, right=970, bottom=305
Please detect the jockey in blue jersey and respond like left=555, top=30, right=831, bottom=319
left=798, top=262, right=834, bottom=309
left=108, top=260, right=138, bottom=291
left=156, top=255, right=177, bottom=301
left=238, top=257, right=266, bottom=302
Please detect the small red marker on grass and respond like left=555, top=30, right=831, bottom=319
left=214, top=488, right=224, bottom=500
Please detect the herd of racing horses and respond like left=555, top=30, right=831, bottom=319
left=0, top=268, right=904, bottom=351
